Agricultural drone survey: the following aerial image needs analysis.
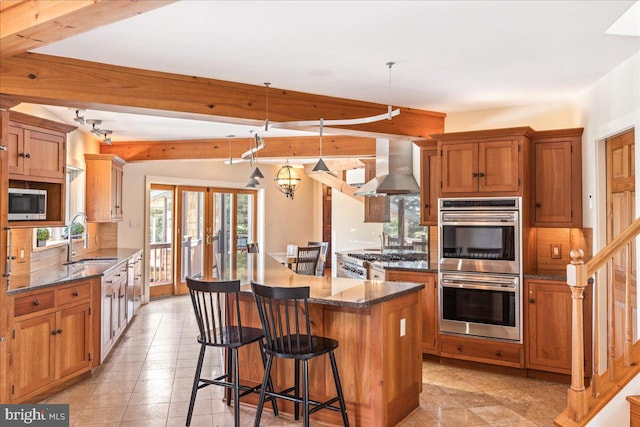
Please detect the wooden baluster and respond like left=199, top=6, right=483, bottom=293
left=566, top=249, right=589, bottom=422
left=608, top=255, right=616, bottom=381
left=625, top=242, right=633, bottom=367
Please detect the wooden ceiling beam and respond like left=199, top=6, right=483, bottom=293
left=0, top=53, right=445, bottom=139
left=0, top=0, right=175, bottom=58
left=101, top=135, right=376, bottom=162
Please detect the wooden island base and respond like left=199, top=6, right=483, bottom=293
left=235, top=290, right=423, bottom=427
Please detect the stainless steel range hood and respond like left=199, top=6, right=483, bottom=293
left=353, top=139, right=420, bottom=196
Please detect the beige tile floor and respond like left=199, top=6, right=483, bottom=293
left=42, top=295, right=568, bottom=426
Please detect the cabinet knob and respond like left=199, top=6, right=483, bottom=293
left=51, top=330, right=57, bottom=335
left=57, top=329, right=62, bottom=334
left=529, top=298, right=535, bottom=304
left=33, top=300, right=40, bottom=306
left=456, top=345, right=463, bottom=352
left=495, top=350, right=502, bottom=357
left=72, top=291, right=79, bottom=297
left=478, top=172, right=485, bottom=177
left=472, top=173, right=478, bottom=178
left=536, top=202, right=541, bottom=208
left=424, top=204, right=429, bottom=208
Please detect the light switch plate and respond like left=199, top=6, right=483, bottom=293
left=400, top=318, right=406, bottom=337
left=551, top=244, right=561, bottom=259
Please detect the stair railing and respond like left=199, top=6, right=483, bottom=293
left=559, top=217, right=640, bottom=425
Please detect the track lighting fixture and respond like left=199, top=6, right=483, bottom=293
left=86, top=119, right=103, bottom=137
left=264, top=82, right=270, bottom=132
left=73, top=110, right=85, bottom=125
left=101, top=130, right=113, bottom=145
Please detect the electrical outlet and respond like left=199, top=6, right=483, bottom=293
left=551, top=244, right=561, bottom=259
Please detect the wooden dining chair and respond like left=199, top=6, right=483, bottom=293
left=294, top=246, right=321, bottom=276
left=307, top=241, right=329, bottom=276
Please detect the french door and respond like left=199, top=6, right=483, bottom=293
left=176, top=186, right=256, bottom=294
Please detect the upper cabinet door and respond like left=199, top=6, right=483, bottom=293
left=7, top=122, right=66, bottom=182
left=478, top=139, right=520, bottom=193
left=440, top=142, right=477, bottom=194
left=420, top=145, right=438, bottom=225
left=7, top=124, right=25, bottom=176
left=532, top=129, right=583, bottom=227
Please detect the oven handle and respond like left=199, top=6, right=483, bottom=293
left=441, top=212, right=518, bottom=223
left=441, top=281, right=517, bottom=292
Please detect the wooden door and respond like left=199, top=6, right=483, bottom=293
left=24, top=128, right=65, bottom=180
left=111, top=163, right=123, bottom=220
left=12, top=313, right=56, bottom=399
left=7, top=124, right=24, bottom=176
left=0, top=110, right=10, bottom=403
left=534, top=140, right=573, bottom=224
left=440, top=142, right=477, bottom=194
left=478, top=139, right=519, bottom=193
left=420, top=146, right=438, bottom=225
left=55, top=303, right=91, bottom=380
left=606, top=128, right=637, bottom=360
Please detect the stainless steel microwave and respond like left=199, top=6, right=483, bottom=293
left=8, top=188, right=47, bottom=221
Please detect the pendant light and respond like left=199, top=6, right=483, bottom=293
left=249, top=132, right=264, bottom=179
left=386, top=61, right=395, bottom=120
left=312, top=118, right=330, bottom=172
left=274, top=160, right=301, bottom=199
left=226, top=135, right=235, bottom=165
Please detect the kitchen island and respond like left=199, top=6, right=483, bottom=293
left=219, top=253, right=424, bottom=427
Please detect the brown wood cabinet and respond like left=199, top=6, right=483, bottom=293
left=420, top=143, right=438, bottom=225
left=531, top=128, right=583, bottom=227
left=386, top=269, right=438, bottom=354
left=10, top=280, right=94, bottom=402
left=440, top=334, right=524, bottom=368
left=6, top=112, right=75, bottom=227
left=85, top=154, right=126, bottom=222
left=432, top=127, right=534, bottom=197
left=525, top=278, right=592, bottom=376
left=361, top=158, right=390, bottom=222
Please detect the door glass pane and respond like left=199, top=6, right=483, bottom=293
left=236, top=193, right=255, bottom=277
left=212, top=192, right=233, bottom=278
left=181, top=190, right=205, bottom=280
left=150, top=189, right=173, bottom=286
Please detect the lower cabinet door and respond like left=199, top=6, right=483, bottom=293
left=55, top=302, right=91, bottom=380
left=12, top=314, right=56, bottom=399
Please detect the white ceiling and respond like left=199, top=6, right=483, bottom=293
left=25, top=0, right=640, bottom=143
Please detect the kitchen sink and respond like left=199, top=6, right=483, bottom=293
left=63, top=257, right=118, bottom=266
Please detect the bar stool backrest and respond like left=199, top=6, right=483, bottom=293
left=186, top=277, right=243, bottom=346
left=247, top=243, right=260, bottom=253
left=251, top=282, right=313, bottom=355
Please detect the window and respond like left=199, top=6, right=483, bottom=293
left=382, top=195, right=427, bottom=248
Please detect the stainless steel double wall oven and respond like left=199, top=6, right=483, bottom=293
left=438, top=197, right=522, bottom=342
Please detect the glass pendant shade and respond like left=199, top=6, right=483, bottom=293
left=274, top=163, right=301, bottom=199
left=312, top=158, right=329, bottom=172
left=250, top=167, right=264, bottom=179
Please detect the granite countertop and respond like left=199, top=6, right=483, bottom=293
left=337, top=249, right=438, bottom=273
left=7, top=248, right=142, bottom=295
left=225, top=253, right=424, bottom=308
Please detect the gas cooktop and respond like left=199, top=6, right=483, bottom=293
left=346, top=252, right=428, bottom=262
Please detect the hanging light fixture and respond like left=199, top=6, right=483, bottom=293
left=86, top=119, right=102, bottom=136
left=249, top=132, right=265, bottom=178
left=386, top=61, right=395, bottom=120
left=274, top=160, right=301, bottom=199
left=246, top=177, right=260, bottom=188
left=101, top=130, right=113, bottom=145
left=226, top=134, right=235, bottom=165
left=312, top=118, right=330, bottom=172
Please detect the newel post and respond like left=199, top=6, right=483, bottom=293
left=566, top=248, right=589, bottom=422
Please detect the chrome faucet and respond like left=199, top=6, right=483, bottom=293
left=67, top=212, right=88, bottom=263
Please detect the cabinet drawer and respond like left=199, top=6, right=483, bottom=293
left=440, top=335, right=522, bottom=367
left=56, top=282, right=91, bottom=305
left=14, top=291, right=55, bottom=317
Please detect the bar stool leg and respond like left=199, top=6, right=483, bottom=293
left=232, top=348, right=240, bottom=427
left=302, top=359, right=310, bottom=427
left=186, top=344, right=206, bottom=426
left=225, top=347, right=232, bottom=407
left=258, top=341, right=279, bottom=416
left=294, top=359, right=300, bottom=420
left=254, top=353, right=274, bottom=427
left=329, top=351, right=350, bottom=427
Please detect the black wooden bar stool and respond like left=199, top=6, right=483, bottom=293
left=251, top=281, right=350, bottom=427
left=186, top=278, right=278, bottom=427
